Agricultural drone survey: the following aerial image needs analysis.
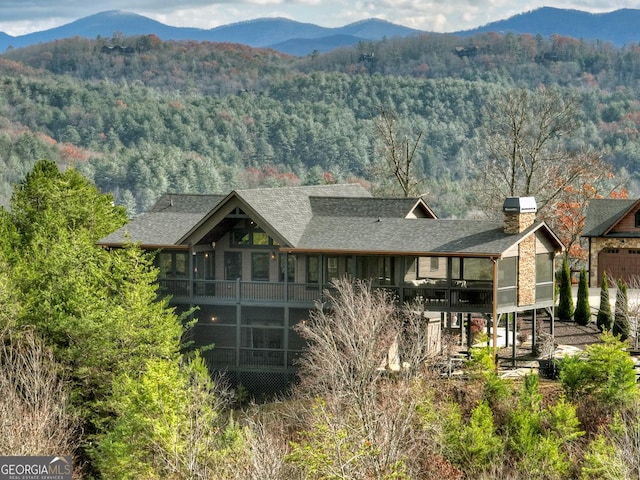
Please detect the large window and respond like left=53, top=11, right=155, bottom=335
left=194, top=251, right=215, bottom=280
left=225, top=252, right=242, bottom=280
left=307, top=255, right=320, bottom=284
left=156, top=251, right=189, bottom=278
left=251, top=252, right=270, bottom=281
left=356, top=256, right=394, bottom=285
left=279, top=254, right=296, bottom=282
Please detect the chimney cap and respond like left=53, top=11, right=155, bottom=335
left=503, top=197, right=537, bottom=213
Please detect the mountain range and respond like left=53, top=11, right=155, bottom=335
left=0, top=7, right=639, bottom=57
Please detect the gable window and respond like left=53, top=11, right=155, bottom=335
left=252, top=252, right=270, bottom=281
left=230, top=219, right=277, bottom=247
left=635, top=211, right=640, bottom=228
left=225, top=252, right=242, bottom=280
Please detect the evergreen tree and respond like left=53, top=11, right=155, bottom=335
left=2, top=160, right=196, bottom=472
left=596, top=274, right=613, bottom=332
left=613, top=278, right=630, bottom=341
left=574, top=269, right=591, bottom=326
left=557, top=256, right=574, bottom=321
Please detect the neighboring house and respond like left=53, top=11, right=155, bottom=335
left=99, top=185, right=564, bottom=394
left=582, top=198, right=640, bottom=286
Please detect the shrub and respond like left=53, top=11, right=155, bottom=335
left=574, top=269, right=591, bottom=326
left=597, top=275, right=613, bottom=332
left=613, top=278, right=630, bottom=341
left=559, top=331, right=638, bottom=408
left=557, top=256, right=574, bottom=321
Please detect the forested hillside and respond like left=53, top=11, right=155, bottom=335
left=1, top=32, right=640, bottom=217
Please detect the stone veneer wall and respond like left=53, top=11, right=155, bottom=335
left=504, top=212, right=536, bottom=235
left=588, top=237, right=640, bottom=286
left=518, top=235, right=536, bottom=306
left=504, top=210, right=537, bottom=306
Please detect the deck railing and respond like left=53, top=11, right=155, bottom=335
left=159, top=278, right=498, bottom=311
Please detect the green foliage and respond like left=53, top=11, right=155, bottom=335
left=560, top=331, right=638, bottom=407
left=2, top=160, right=192, bottom=472
left=507, top=375, right=583, bottom=479
left=597, top=274, right=613, bottom=332
left=580, top=433, right=627, bottom=479
left=286, top=398, right=408, bottom=480
left=574, top=269, right=591, bottom=326
left=613, top=278, right=630, bottom=341
left=94, top=355, right=244, bottom=479
left=442, top=401, right=504, bottom=475
left=467, top=343, right=512, bottom=408
left=557, top=256, right=574, bottom=321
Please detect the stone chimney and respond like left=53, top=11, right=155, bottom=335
left=503, top=197, right=537, bottom=234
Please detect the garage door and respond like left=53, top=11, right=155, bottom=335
left=598, top=248, right=640, bottom=285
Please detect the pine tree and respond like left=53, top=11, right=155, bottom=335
left=597, top=275, right=613, bottom=332
left=614, top=278, right=630, bottom=341
left=574, top=269, right=591, bottom=326
left=557, top=256, right=574, bottom=321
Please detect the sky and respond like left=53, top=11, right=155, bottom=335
left=0, top=1, right=639, bottom=37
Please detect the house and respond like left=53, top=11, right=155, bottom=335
left=582, top=198, right=640, bottom=286
left=99, top=185, right=564, bottom=394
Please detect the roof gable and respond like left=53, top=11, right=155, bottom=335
left=181, top=184, right=372, bottom=247
left=582, top=198, right=639, bottom=237
left=98, top=194, right=225, bottom=247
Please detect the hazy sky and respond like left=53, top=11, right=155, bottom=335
left=0, top=1, right=638, bottom=36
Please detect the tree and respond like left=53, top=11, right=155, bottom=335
left=94, top=355, right=244, bottom=479
left=2, top=160, right=189, bottom=473
left=614, top=278, right=630, bottom=341
left=292, top=278, right=438, bottom=478
left=597, top=274, right=613, bottom=332
left=557, top=256, right=574, bottom=321
left=574, top=269, right=591, bottom=326
left=371, top=106, right=424, bottom=197
left=474, top=85, right=612, bottom=230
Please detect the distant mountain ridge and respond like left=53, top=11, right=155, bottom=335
left=0, top=7, right=639, bottom=57
left=459, top=7, right=640, bottom=45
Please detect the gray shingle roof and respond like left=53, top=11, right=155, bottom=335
left=308, top=197, right=434, bottom=218
left=98, top=194, right=225, bottom=246
left=291, top=216, right=544, bottom=256
left=98, top=185, right=563, bottom=257
left=582, top=199, right=637, bottom=237
left=229, top=184, right=372, bottom=246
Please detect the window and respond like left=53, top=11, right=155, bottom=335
left=194, top=251, right=215, bottom=280
left=307, top=256, right=320, bottom=284
left=635, top=211, right=640, bottom=228
left=230, top=219, right=276, bottom=247
left=224, top=252, right=242, bottom=280
left=156, top=251, right=189, bottom=278
left=356, top=256, right=394, bottom=285
left=251, top=252, right=270, bottom=281
left=327, top=256, right=339, bottom=281
left=417, top=256, right=446, bottom=279
left=279, top=254, right=296, bottom=282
